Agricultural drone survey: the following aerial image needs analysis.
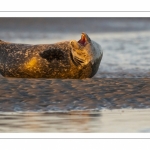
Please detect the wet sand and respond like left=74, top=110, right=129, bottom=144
left=0, top=76, right=150, bottom=111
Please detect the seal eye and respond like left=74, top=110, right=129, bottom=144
left=78, top=34, right=86, bottom=46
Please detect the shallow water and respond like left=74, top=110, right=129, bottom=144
left=1, top=109, right=150, bottom=132
left=0, top=18, right=150, bottom=132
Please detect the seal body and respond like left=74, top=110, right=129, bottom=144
left=0, top=33, right=103, bottom=79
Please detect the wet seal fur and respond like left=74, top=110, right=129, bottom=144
left=0, top=33, right=103, bottom=79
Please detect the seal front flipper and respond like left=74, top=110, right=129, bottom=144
left=39, top=48, right=65, bottom=62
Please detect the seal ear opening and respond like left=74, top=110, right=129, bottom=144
left=70, top=40, right=80, bottom=49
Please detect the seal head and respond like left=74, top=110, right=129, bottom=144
left=70, top=32, right=103, bottom=77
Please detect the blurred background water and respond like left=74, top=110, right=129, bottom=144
left=0, top=18, right=150, bottom=132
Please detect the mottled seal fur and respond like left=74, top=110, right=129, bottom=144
left=0, top=33, right=103, bottom=78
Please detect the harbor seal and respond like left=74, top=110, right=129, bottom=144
left=0, top=33, right=103, bottom=79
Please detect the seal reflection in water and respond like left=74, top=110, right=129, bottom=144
left=0, top=33, right=103, bottom=79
